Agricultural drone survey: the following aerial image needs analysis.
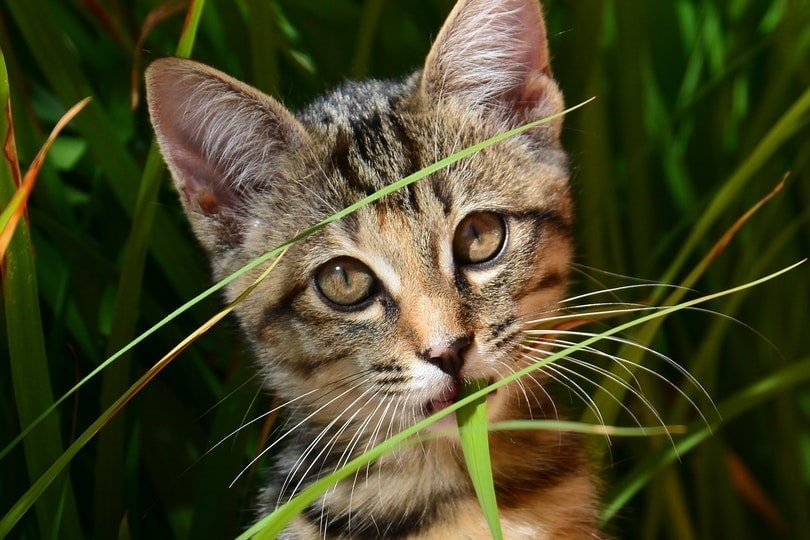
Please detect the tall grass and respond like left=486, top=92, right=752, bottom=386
left=1, top=1, right=808, bottom=538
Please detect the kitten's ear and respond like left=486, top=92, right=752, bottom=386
left=422, top=0, right=563, bottom=132
left=145, top=58, right=307, bottom=251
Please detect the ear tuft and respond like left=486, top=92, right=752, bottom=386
left=422, top=0, right=563, bottom=129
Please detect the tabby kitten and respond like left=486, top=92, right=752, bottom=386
left=146, top=0, right=598, bottom=537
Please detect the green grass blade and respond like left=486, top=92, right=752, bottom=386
left=92, top=3, right=206, bottom=535
left=5, top=0, right=206, bottom=300
left=457, top=379, right=502, bottom=540
left=350, top=0, right=385, bottom=78
left=582, top=177, right=789, bottom=432
left=0, top=245, right=286, bottom=538
left=0, top=343, right=184, bottom=537
left=92, top=147, right=175, bottom=536
left=486, top=421, right=678, bottom=438
left=0, top=50, right=82, bottom=540
left=661, top=87, right=810, bottom=285
left=601, top=356, right=810, bottom=526
left=176, top=0, right=205, bottom=58
left=246, top=0, right=279, bottom=95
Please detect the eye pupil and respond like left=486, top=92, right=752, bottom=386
left=315, top=257, right=376, bottom=307
left=453, top=212, right=506, bottom=265
left=338, top=267, right=349, bottom=286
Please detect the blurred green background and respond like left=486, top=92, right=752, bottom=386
left=1, top=0, right=808, bottom=538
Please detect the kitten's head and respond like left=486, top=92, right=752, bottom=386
left=146, top=0, right=569, bottom=430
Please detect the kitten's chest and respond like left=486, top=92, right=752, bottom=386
left=277, top=432, right=596, bottom=539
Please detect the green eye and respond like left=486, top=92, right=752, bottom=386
left=315, top=257, right=377, bottom=307
left=453, top=212, right=506, bottom=265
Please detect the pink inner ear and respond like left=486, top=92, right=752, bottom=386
left=147, top=62, right=229, bottom=214
left=517, top=4, right=551, bottom=77
left=192, top=187, right=223, bottom=215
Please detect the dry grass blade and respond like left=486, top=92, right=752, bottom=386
left=0, top=97, right=91, bottom=258
left=585, top=174, right=794, bottom=432
left=130, top=1, right=187, bottom=109
left=676, top=174, right=788, bottom=293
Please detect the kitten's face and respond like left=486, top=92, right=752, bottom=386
left=245, top=97, right=571, bottom=428
left=146, top=0, right=569, bottom=432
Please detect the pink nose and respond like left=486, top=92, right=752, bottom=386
left=426, top=335, right=472, bottom=377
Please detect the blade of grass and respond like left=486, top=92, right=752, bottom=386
left=0, top=97, right=90, bottom=257
left=614, top=2, right=654, bottom=271
left=242, top=261, right=802, bottom=539
left=92, top=2, right=206, bottom=536
left=130, top=1, right=187, bottom=109
left=674, top=208, right=808, bottom=413
left=5, top=0, right=206, bottom=300
left=486, top=421, right=681, bottom=437
left=187, top=357, right=260, bottom=538
left=246, top=0, right=279, bottom=95
left=583, top=175, right=788, bottom=431
left=350, top=0, right=384, bottom=79
left=457, top=379, right=502, bottom=540
left=0, top=50, right=82, bottom=540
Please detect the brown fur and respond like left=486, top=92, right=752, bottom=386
left=146, top=0, right=600, bottom=537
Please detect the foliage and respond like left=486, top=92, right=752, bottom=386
left=1, top=0, right=808, bottom=538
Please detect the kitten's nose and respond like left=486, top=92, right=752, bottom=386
left=427, top=335, right=472, bottom=378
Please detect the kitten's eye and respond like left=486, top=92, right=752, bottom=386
left=315, top=257, right=377, bottom=307
left=453, top=212, right=506, bottom=265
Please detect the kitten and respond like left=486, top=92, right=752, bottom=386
left=146, top=0, right=599, bottom=537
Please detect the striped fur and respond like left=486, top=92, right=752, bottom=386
left=147, top=0, right=599, bottom=537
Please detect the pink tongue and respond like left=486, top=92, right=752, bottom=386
left=429, top=385, right=459, bottom=413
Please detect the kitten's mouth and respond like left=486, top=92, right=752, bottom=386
left=424, top=383, right=459, bottom=416
left=423, top=379, right=495, bottom=417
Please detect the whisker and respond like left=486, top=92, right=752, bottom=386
left=197, top=370, right=263, bottom=420
left=232, top=371, right=375, bottom=488
left=523, top=304, right=667, bottom=327
left=492, top=358, right=557, bottom=421
left=560, top=283, right=689, bottom=305
left=280, top=383, right=380, bottom=502
left=351, top=395, right=396, bottom=496
left=534, top=345, right=667, bottom=433
left=525, top=329, right=714, bottom=422
left=207, top=385, right=322, bottom=463
left=569, top=263, right=681, bottom=287
left=522, top=350, right=609, bottom=428
left=523, top=338, right=645, bottom=392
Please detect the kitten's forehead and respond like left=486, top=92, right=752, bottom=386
left=301, top=78, right=424, bottom=197
left=297, top=76, right=570, bottom=220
